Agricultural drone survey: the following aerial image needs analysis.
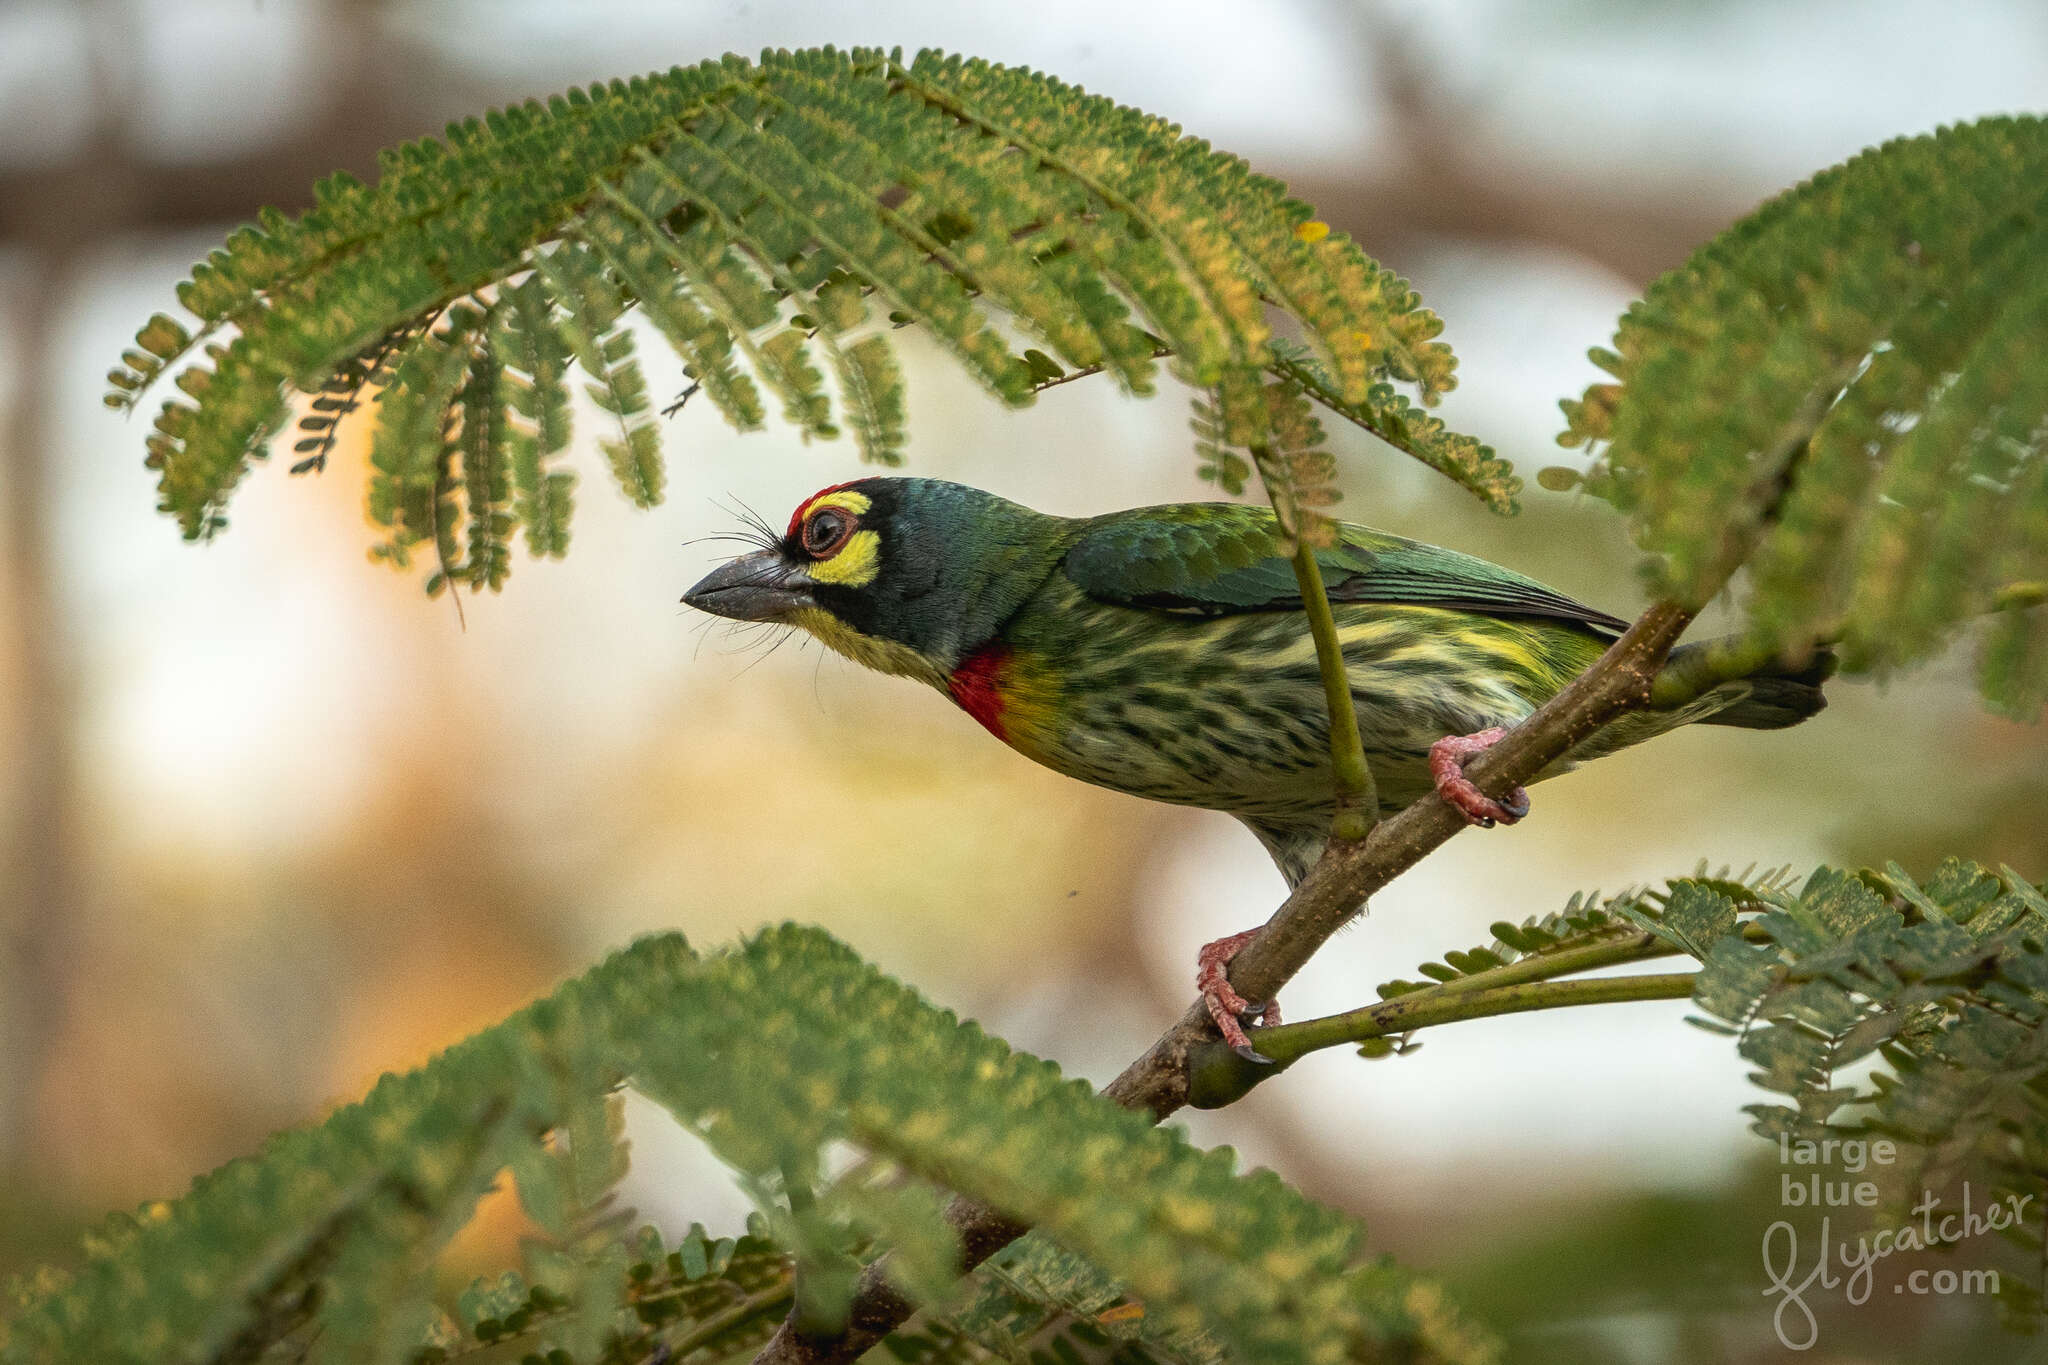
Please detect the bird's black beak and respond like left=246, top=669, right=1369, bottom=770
left=682, top=548, right=818, bottom=622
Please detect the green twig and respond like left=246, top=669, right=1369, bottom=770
left=1284, top=516, right=1378, bottom=840
left=1426, top=929, right=1674, bottom=992
left=661, top=1279, right=798, bottom=1358
left=1189, top=971, right=1698, bottom=1108
left=1022, top=345, right=1177, bottom=396
left=1996, top=581, right=2047, bottom=612
left=1267, top=352, right=1409, bottom=455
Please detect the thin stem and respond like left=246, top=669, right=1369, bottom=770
left=1025, top=345, right=1176, bottom=396
left=1267, top=351, right=1422, bottom=459
left=1190, top=973, right=1697, bottom=1107
left=1430, top=930, right=1674, bottom=993
left=1996, top=581, right=2047, bottom=612
left=664, top=1280, right=797, bottom=1358
left=1301, top=972, right=1691, bottom=1059
left=1186, top=910, right=1789, bottom=1104
left=1287, top=529, right=1378, bottom=839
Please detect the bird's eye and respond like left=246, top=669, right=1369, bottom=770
left=802, top=507, right=853, bottom=557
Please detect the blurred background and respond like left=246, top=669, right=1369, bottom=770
left=2, top=1, right=2045, bottom=1360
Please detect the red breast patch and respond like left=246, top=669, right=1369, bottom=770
left=948, top=643, right=1010, bottom=741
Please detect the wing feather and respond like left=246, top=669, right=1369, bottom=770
left=1061, top=504, right=1626, bottom=635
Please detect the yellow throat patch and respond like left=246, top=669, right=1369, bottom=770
left=789, top=608, right=947, bottom=689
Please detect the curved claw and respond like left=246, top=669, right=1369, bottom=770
left=1196, top=927, right=1282, bottom=1055
left=1429, top=727, right=1532, bottom=827
left=1232, top=1043, right=1275, bottom=1065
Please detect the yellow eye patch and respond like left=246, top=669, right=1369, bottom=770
left=798, top=489, right=880, bottom=587
left=807, top=528, right=881, bottom=586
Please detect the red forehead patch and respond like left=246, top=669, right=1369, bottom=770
left=786, top=480, right=864, bottom=540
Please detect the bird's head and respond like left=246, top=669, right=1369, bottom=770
left=683, top=478, right=1070, bottom=683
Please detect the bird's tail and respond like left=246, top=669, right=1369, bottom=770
left=1564, top=640, right=1834, bottom=764
left=1679, top=641, right=1836, bottom=730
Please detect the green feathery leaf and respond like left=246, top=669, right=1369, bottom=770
left=458, top=327, right=514, bottom=591
left=1564, top=116, right=2048, bottom=715
left=112, top=47, right=1503, bottom=592
left=1189, top=389, right=1248, bottom=495
left=1620, top=857, right=2048, bottom=1329
left=491, top=279, right=576, bottom=557
left=1252, top=378, right=1341, bottom=551
left=0, top=926, right=1487, bottom=1365
left=367, top=312, right=477, bottom=572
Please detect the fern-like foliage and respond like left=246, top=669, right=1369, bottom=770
left=1371, top=864, right=1797, bottom=1002
left=0, top=926, right=1490, bottom=1365
left=1345, top=861, right=2048, bottom=1328
left=413, top=1219, right=1232, bottom=1363
left=108, top=47, right=1517, bottom=590
left=415, top=1223, right=1293, bottom=1364
left=1679, top=861, right=2047, bottom=1171
left=1615, top=859, right=2048, bottom=1325
left=1561, top=116, right=2048, bottom=716
left=410, top=1219, right=1208, bottom=1364
left=412, top=1221, right=794, bottom=1363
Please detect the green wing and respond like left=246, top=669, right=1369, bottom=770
left=1061, top=503, right=1627, bottom=635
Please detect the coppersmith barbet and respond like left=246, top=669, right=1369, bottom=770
left=683, top=477, right=1829, bottom=1055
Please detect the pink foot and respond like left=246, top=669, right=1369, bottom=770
left=1428, top=726, right=1531, bottom=828
left=1197, top=928, right=1280, bottom=1062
